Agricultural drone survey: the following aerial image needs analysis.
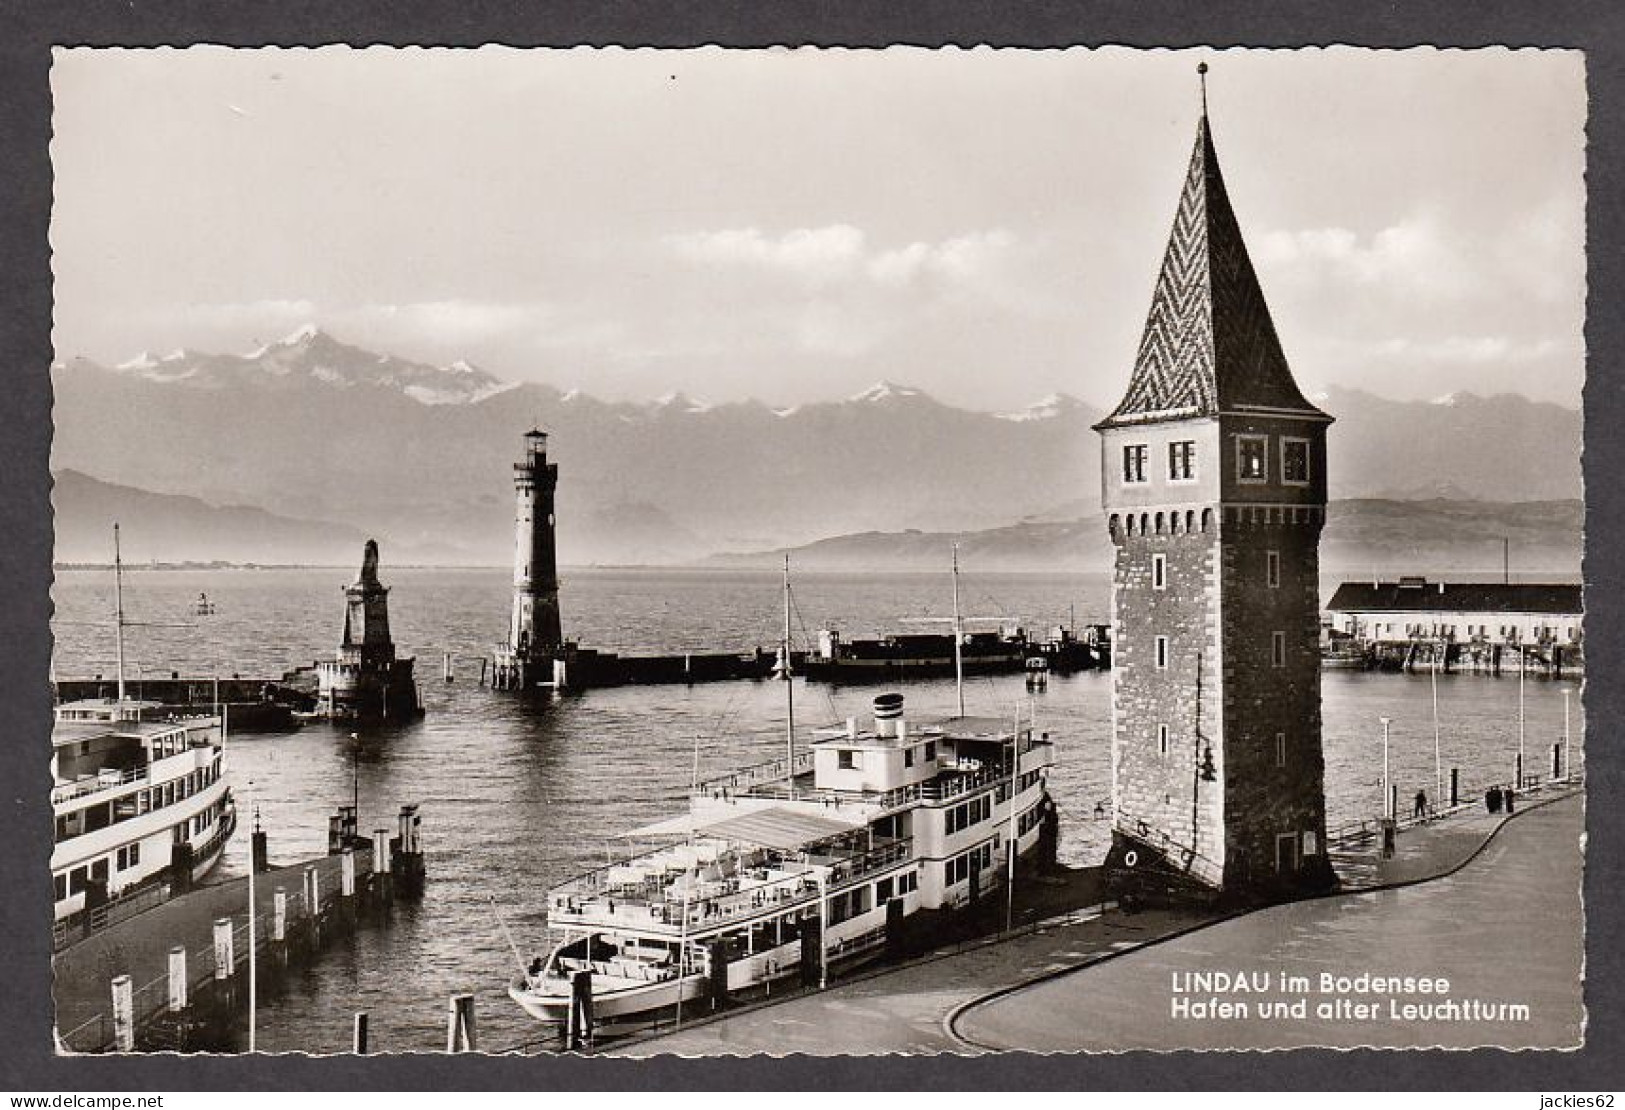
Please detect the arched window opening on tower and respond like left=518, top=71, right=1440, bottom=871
left=1158, top=723, right=1169, bottom=757
left=1266, top=550, right=1280, bottom=589
left=1271, top=631, right=1286, bottom=668
left=1155, top=636, right=1169, bottom=670
left=1276, top=732, right=1287, bottom=768
left=1152, top=553, right=1167, bottom=590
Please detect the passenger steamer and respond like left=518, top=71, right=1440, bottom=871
left=510, top=694, right=1054, bottom=1029
left=51, top=525, right=237, bottom=944
left=509, top=560, right=1057, bottom=1032
left=52, top=699, right=236, bottom=931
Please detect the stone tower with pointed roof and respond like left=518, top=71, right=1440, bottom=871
left=1097, top=70, right=1335, bottom=898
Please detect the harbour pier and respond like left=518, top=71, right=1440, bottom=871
left=54, top=803, right=425, bottom=1053
left=51, top=676, right=314, bottom=730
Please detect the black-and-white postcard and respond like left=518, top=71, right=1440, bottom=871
left=7, top=23, right=1620, bottom=1093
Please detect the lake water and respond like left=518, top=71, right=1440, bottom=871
left=50, top=566, right=1584, bottom=1053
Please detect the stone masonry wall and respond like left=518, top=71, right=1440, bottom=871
left=1218, top=505, right=1330, bottom=887
left=1111, top=515, right=1226, bottom=881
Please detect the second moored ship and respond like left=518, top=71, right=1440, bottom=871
left=508, top=692, right=1058, bottom=1032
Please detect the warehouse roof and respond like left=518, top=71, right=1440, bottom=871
left=1327, top=581, right=1582, bottom=615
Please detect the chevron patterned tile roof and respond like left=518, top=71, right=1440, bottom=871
left=1099, top=113, right=1329, bottom=429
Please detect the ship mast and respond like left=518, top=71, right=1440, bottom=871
left=113, top=522, right=127, bottom=702
left=951, top=543, right=965, bottom=718
left=782, top=553, right=796, bottom=800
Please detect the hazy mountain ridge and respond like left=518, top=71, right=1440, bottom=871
left=709, top=498, right=1583, bottom=576
left=51, top=330, right=1582, bottom=565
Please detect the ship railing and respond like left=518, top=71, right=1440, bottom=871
left=551, top=839, right=914, bottom=933
left=697, top=749, right=817, bottom=795
left=818, top=838, right=912, bottom=888
left=52, top=764, right=148, bottom=805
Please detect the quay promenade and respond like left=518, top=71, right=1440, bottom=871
left=613, top=785, right=1582, bottom=1056
left=957, top=791, right=1583, bottom=1051
left=54, top=852, right=359, bottom=1051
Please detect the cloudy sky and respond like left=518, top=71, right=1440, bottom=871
left=50, top=47, right=1585, bottom=410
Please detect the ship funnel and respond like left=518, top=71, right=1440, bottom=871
left=874, top=692, right=904, bottom=738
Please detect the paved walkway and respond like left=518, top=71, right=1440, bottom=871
left=957, top=793, right=1583, bottom=1052
left=53, top=853, right=358, bottom=1050
left=615, top=787, right=1582, bottom=1056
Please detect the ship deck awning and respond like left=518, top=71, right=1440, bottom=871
left=626, top=806, right=863, bottom=850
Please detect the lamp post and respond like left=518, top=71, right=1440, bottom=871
left=1379, top=717, right=1392, bottom=820
left=1517, top=643, right=1527, bottom=788
left=1430, top=657, right=1442, bottom=811
left=1563, top=685, right=1573, bottom=781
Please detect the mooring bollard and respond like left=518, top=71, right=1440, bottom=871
left=353, top=1011, right=370, bottom=1054
left=340, top=848, right=358, bottom=929
left=372, top=828, right=393, bottom=908
left=393, top=804, right=426, bottom=898
left=446, top=993, right=477, bottom=1052
left=213, top=917, right=234, bottom=980
left=167, top=946, right=188, bottom=1013
left=111, top=974, right=135, bottom=1052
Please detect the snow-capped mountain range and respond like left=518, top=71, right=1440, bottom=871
left=51, top=328, right=1581, bottom=565
left=94, top=325, right=518, bottom=406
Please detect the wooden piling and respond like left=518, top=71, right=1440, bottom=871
left=212, top=917, right=234, bottom=980
left=566, top=971, right=594, bottom=1051
left=111, top=975, right=135, bottom=1052
left=167, top=946, right=188, bottom=1012
left=446, top=993, right=477, bottom=1052
left=372, top=827, right=393, bottom=909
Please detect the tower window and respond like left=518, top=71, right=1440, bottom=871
left=1168, top=440, right=1196, bottom=482
left=1266, top=550, right=1280, bottom=589
left=1276, top=732, right=1287, bottom=768
left=1236, top=435, right=1269, bottom=483
left=1151, top=553, right=1167, bottom=590
left=1281, top=438, right=1311, bottom=485
left=1155, top=636, right=1169, bottom=670
left=1271, top=631, right=1287, bottom=668
left=1122, top=444, right=1148, bottom=484
left=1158, top=724, right=1169, bottom=756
